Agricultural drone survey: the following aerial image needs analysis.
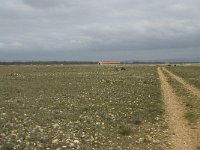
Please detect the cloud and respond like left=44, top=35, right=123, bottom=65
left=22, top=0, right=64, bottom=8
left=0, top=0, right=200, bottom=60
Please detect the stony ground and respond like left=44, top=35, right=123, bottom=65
left=0, top=65, right=169, bottom=150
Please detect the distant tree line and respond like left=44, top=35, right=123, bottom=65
left=0, top=61, right=98, bottom=65
left=0, top=61, right=199, bottom=65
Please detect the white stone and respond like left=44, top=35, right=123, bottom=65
left=74, top=140, right=80, bottom=143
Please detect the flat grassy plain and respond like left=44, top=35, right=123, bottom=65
left=167, top=65, right=200, bottom=88
left=163, top=69, right=200, bottom=124
left=0, top=65, right=169, bottom=149
left=163, top=65, right=200, bottom=149
left=165, top=66, right=200, bottom=124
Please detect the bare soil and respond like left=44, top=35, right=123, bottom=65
left=158, top=67, right=196, bottom=150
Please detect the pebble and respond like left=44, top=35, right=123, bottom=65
left=139, top=138, right=144, bottom=143
left=69, top=143, right=74, bottom=147
left=52, top=139, right=59, bottom=144
left=153, top=139, right=160, bottom=143
left=74, top=140, right=80, bottom=144
left=146, top=135, right=153, bottom=142
left=53, top=123, right=59, bottom=129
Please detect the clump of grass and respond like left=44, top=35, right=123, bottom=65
left=81, top=106, right=89, bottom=112
left=133, top=113, right=143, bottom=125
left=184, top=112, right=198, bottom=123
left=119, top=125, right=132, bottom=136
left=134, top=119, right=142, bottom=125
left=114, top=67, right=126, bottom=71
left=120, top=67, right=126, bottom=71
left=166, top=77, right=173, bottom=83
left=2, top=144, right=14, bottom=150
left=197, top=146, right=200, bottom=150
left=143, top=81, right=148, bottom=84
left=143, top=138, right=151, bottom=143
left=185, top=102, right=193, bottom=108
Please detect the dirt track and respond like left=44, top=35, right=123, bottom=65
left=163, top=67, right=200, bottom=99
left=158, top=67, right=195, bottom=150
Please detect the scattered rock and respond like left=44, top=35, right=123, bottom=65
left=52, top=139, right=59, bottom=144
left=139, top=138, right=144, bottom=143
left=74, top=140, right=80, bottom=144
left=145, top=135, right=153, bottom=142
left=69, top=143, right=74, bottom=147
left=153, top=139, right=160, bottom=144
left=53, top=123, right=59, bottom=129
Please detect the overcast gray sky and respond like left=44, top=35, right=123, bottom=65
left=0, top=0, right=200, bottom=61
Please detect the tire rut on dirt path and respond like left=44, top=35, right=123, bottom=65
left=163, top=67, right=200, bottom=99
left=158, top=67, right=195, bottom=150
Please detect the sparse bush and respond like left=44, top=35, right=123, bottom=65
left=133, top=119, right=142, bottom=125
left=185, top=102, right=193, bottom=108
left=133, top=114, right=143, bottom=125
left=121, top=67, right=126, bottom=70
left=143, top=138, right=151, bottom=143
left=184, top=112, right=198, bottom=123
left=143, top=81, right=148, bottom=84
left=119, top=125, right=132, bottom=136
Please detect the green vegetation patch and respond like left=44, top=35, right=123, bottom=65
left=167, top=66, right=200, bottom=88
left=163, top=68, right=200, bottom=124
left=118, top=125, right=133, bottom=136
left=184, top=112, right=198, bottom=123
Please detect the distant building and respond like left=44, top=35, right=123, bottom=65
left=98, top=61, right=121, bottom=65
